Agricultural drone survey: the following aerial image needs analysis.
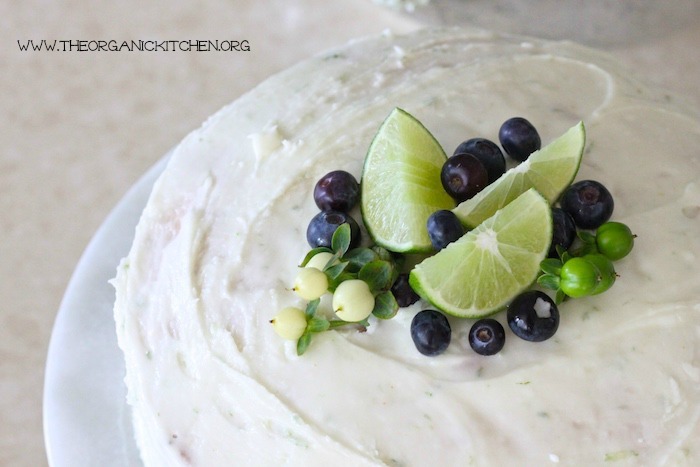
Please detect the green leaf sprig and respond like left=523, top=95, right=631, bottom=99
left=294, top=223, right=402, bottom=355
left=537, top=222, right=633, bottom=304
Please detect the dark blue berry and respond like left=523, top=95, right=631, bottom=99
left=468, top=319, right=506, bottom=356
left=452, top=138, right=506, bottom=184
left=427, top=210, right=464, bottom=251
left=549, top=207, right=577, bottom=258
left=313, top=170, right=360, bottom=212
left=507, top=291, right=559, bottom=342
left=391, top=273, right=420, bottom=308
left=410, top=309, right=451, bottom=356
left=306, top=210, right=360, bottom=249
left=440, top=153, right=488, bottom=202
left=499, top=117, right=541, bottom=162
left=560, top=180, right=614, bottom=230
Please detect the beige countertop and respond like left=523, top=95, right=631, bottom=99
left=2, top=1, right=698, bottom=465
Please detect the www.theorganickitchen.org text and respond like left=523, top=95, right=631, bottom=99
left=17, top=39, right=251, bottom=52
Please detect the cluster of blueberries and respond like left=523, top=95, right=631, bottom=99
left=303, top=117, right=627, bottom=358
left=415, top=119, right=626, bottom=358
left=427, top=117, right=540, bottom=250
left=415, top=117, right=549, bottom=357
left=306, top=117, right=542, bottom=253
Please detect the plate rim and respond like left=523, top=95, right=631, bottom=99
left=43, top=155, right=169, bottom=466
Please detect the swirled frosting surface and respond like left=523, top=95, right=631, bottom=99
left=114, top=28, right=700, bottom=466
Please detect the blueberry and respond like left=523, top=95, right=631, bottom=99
left=560, top=180, right=614, bottom=230
left=549, top=207, right=577, bottom=258
left=452, top=138, right=506, bottom=184
left=391, top=273, right=420, bottom=308
left=410, top=309, right=451, bottom=356
left=507, top=291, right=559, bottom=342
left=468, top=319, right=506, bottom=356
left=498, top=117, right=541, bottom=162
left=306, top=210, right=360, bottom=249
left=313, top=170, right=360, bottom=212
left=441, top=153, right=489, bottom=202
left=427, top=210, right=464, bottom=251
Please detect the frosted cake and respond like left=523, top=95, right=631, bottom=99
left=113, top=28, right=700, bottom=465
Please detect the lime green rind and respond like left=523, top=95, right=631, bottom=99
left=409, top=189, right=553, bottom=318
left=361, top=107, right=455, bottom=253
left=453, top=121, right=585, bottom=229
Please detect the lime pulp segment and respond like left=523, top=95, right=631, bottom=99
left=361, top=108, right=456, bottom=253
left=409, top=188, right=553, bottom=318
left=453, top=121, right=585, bottom=229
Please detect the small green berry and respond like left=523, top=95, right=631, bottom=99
left=596, top=221, right=635, bottom=261
left=583, top=253, right=616, bottom=295
left=559, top=256, right=600, bottom=298
left=270, top=307, right=307, bottom=340
left=332, top=279, right=375, bottom=322
left=293, top=267, right=328, bottom=300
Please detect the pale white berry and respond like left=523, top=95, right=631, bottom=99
left=306, top=251, right=335, bottom=271
left=332, top=279, right=375, bottom=322
left=293, top=267, right=328, bottom=300
left=270, top=307, right=307, bottom=340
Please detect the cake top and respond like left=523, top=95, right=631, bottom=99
left=114, top=28, right=700, bottom=465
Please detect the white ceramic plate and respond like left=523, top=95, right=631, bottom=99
left=43, top=156, right=168, bottom=467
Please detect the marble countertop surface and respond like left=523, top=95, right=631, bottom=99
left=2, top=1, right=698, bottom=465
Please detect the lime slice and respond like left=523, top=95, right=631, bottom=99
left=361, top=108, right=455, bottom=253
left=453, top=121, right=585, bottom=228
left=409, top=188, right=552, bottom=318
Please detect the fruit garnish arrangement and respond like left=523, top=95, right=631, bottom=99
left=271, top=108, right=635, bottom=357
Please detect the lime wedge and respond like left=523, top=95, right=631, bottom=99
left=409, top=188, right=552, bottom=318
left=453, top=121, right=585, bottom=228
left=361, top=108, right=456, bottom=253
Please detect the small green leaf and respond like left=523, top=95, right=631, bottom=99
left=305, top=299, right=320, bottom=318
left=343, top=247, right=378, bottom=272
left=578, top=230, right=596, bottom=244
left=299, top=247, right=333, bottom=267
left=554, top=244, right=568, bottom=260
left=581, top=242, right=599, bottom=256
left=296, top=332, right=312, bottom=355
left=358, top=260, right=393, bottom=292
left=555, top=288, right=567, bottom=305
left=386, top=259, right=400, bottom=289
left=540, top=258, right=563, bottom=276
left=327, top=272, right=357, bottom=293
left=372, top=291, right=399, bottom=319
left=331, top=223, right=352, bottom=256
left=324, top=261, right=348, bottom=281
left=570, top=241, right=598, bottom=257
left=327, top=318, right=370, bottom=329
left=306, top=316, right=330, bottom=333
left=560, top=249, right=572, bottom=263
left=371, top=245, right=394, bottom=262
left=568, top=230, right=599, bottom=257
left=328, top=319, right=351, bottom=329
left=537, top=273, right=560, bottom=290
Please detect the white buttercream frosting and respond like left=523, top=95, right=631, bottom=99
left=114, top=28, right=700, bottom=466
